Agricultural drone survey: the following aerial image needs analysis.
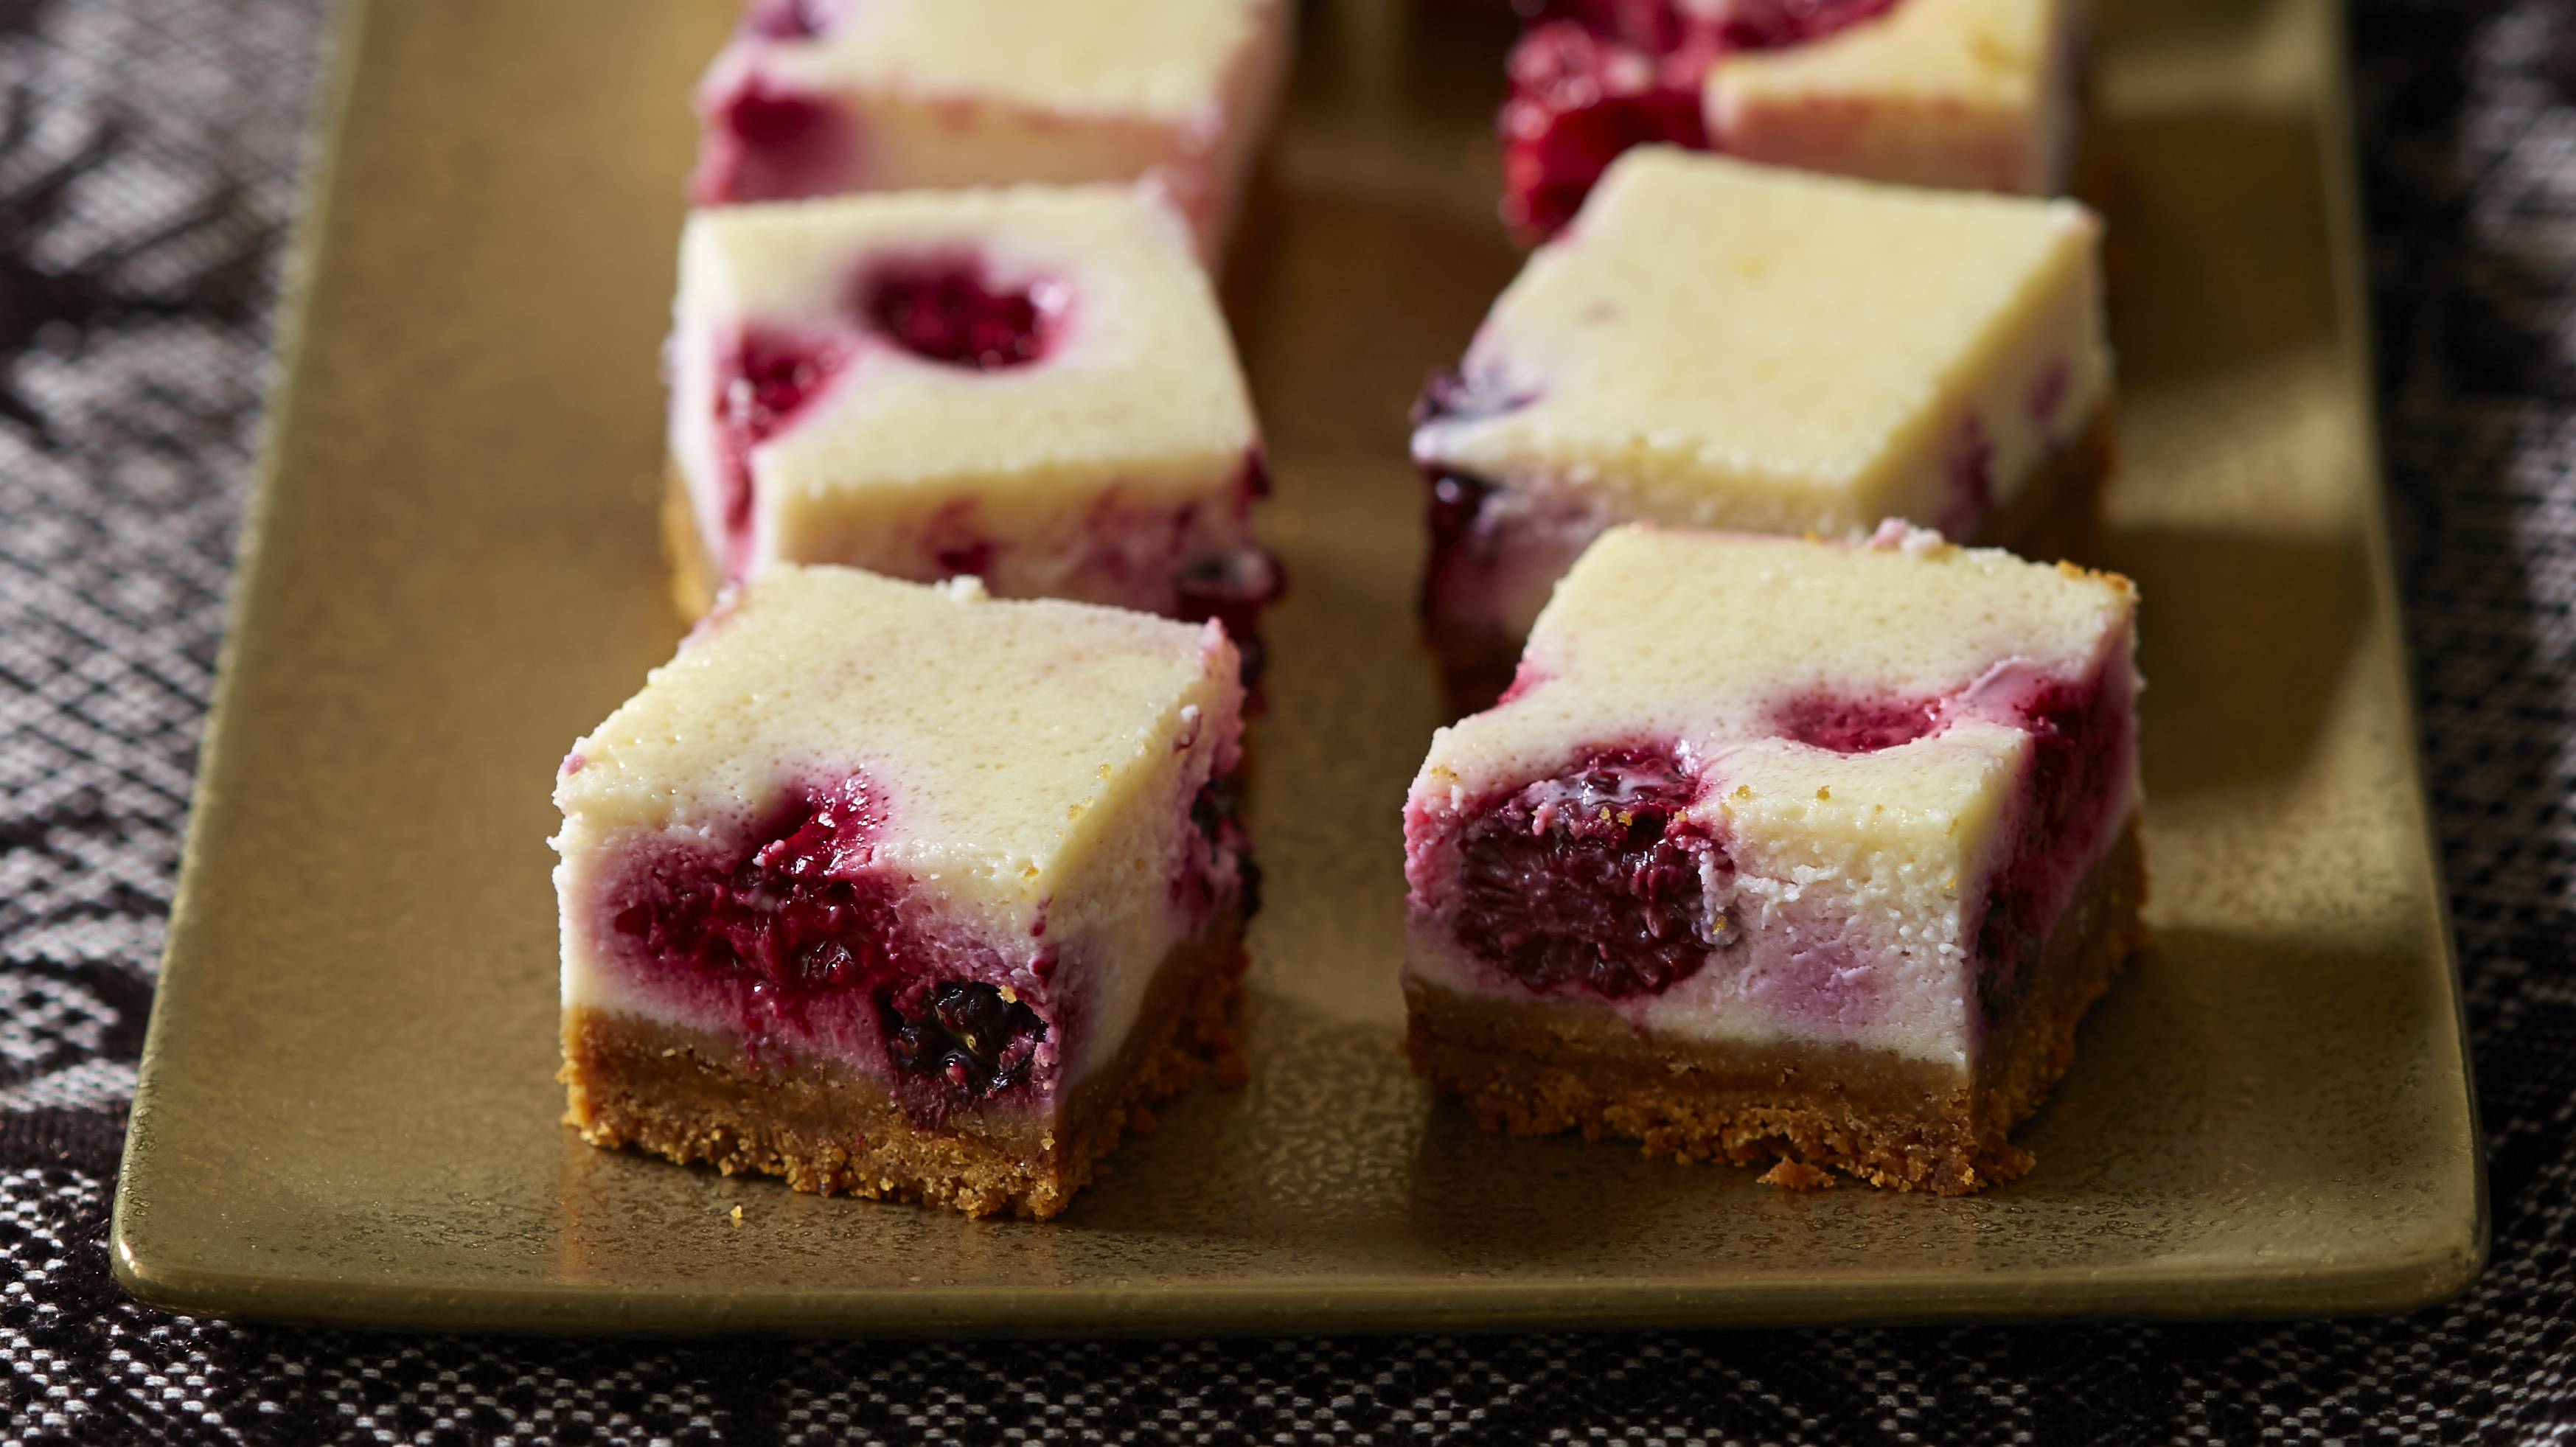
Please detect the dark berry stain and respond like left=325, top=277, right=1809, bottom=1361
left=934, top=537, right=995, bottom=576
left=860, top=256, right=1060, bottom=370
left=1970, top=673, right=2128, bottom=1019
left=1776, top=692, right=1946, bottom=753
left=879, top=980, right=1048, bottom=1098
left=720, top=81, right=834, bottom=153
left=608, top=775, right=894, bottom=998
left=714, top=327, right=849, bottom=551
left=695, top=72, right=849, bottom=204
left=1502, top=20, right=1711, bottom=242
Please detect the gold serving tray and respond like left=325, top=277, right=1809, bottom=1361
left=111, top=0, right=2485, bottom=1333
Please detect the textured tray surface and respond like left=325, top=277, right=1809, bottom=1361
left=111, top=0, right=2482, bottom=1333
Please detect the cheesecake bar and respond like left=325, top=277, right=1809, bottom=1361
left=553, top=565, right=1256, bottom=1219
left=1704, top=0, right=2084, bottom=201
left=1501, top=0, right=2082, bottom=242
left=1402, top=523, right=2142, bottom=1193
left=692, top=0, right=1291, bottom=259
left=1416, top=147, right=2109, bottom=698
left=667, top=183, right=1276, bottom=671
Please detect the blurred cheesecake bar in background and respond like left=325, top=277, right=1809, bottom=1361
left=692, top=0, right=1292, bottom=260
left=1501, top=0, right=2085, bottom=242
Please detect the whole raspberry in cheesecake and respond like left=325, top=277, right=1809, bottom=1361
left=880, top=980, right=1050, bottom=1099
left=714, top=327, right=849, bottom=545
left=1775, top=691, right=1946, bottom=753
left=1452, top=747, right=1727, bottom=999
left=861, top=257, right=1062, bottom=370
left=1502, top=19, right=1712, bottom=243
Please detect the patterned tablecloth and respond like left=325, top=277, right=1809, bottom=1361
left=2, top=0, right=2569, bottom=1440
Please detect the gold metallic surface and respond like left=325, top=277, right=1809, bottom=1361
left=109, top=0, right=2483, bottom=1333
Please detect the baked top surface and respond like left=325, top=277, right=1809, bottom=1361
left=1412, top=148, right=2103, bottom=496
left=1421, top=523, right=2134, bottom=823
left=753, top=0, right=1275, bottom=119
left=680, top=184, right=1257, bottom=502
left=554, top=565, right=1236, bottom=901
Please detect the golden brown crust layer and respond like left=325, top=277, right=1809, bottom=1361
left=562, top=910, right=1248, bottom=1220
left=1428, top=405, right=2120, bottom=714
left=1405, top=822, right=2146, bottom=1194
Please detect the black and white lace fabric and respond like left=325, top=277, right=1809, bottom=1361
left=1, top=1, right=2570, bottom=1441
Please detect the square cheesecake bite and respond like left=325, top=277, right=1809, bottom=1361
left=552, top=565, right=1256, bottom=1220
left=668, top=182, right=1276, bottom=669
left=1416, top=147, right=2109, bottom=696
left=1502, top=0, right=2082, bottom=242
left=692, top=0, right=1290, bottom=258
left=1402, top=523, right=2143, bottom=1193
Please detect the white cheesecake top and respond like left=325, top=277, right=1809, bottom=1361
left=680, top=184, right=1256, bottom=517
left=1411, top=147, right=2107, bottom=534
left=757, top=0, right=1275, bottom=121
left=1418, top=523, right=2135, bottom=847
left=1706, top=0, right=2057, bottom=114
left=555, top=565, right=1239, bottom=907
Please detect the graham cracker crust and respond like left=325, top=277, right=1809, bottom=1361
left=1404, top=821, right=2146, bottom=1194
left=562, top=909, right=1249, bottom=1220
left=1429, top=405, right=2118, bottom=714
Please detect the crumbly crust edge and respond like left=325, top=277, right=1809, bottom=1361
left=1404, top=821, right=2147, bottom=1195
left=561, top=910, right=1249, bottom=1221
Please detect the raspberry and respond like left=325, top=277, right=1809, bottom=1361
left=860, top=257, right=1062, bottom=370
left=1452, top=748, right=1728, bottom=998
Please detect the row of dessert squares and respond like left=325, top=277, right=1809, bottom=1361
left=551, top=0, right=2140, bottom=1219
